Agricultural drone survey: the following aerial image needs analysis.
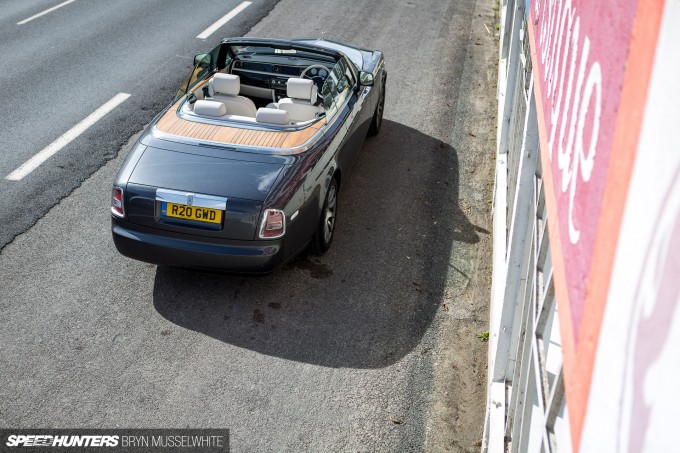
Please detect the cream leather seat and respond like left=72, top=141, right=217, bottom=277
left=193, top=99, right=227, bottom=117
left=209, top=74, right=257, bottom=117
left=256, top=108, right=290, bottom=125
left=278, top=78, right=324, bottom=122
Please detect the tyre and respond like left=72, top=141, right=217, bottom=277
left=309, top=177, right=338, bottom=255
left=368, top=82, right=385, bottom=136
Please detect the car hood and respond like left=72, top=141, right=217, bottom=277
left=128, top=146, right=284, bottom=202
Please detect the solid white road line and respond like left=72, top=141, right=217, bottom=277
left=17, top=0, right=77, bottom=25
left=6, top=93, right=131, bottom=181
left=196, top=1, right=252, bottom=39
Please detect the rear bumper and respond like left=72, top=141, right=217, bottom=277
left=112, top=217, right=285, bottom=273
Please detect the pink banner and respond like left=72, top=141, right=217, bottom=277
left=530, top=0, right=637, bottom=338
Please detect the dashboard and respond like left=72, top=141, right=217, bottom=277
left=231, top=56, right=332, bottom=98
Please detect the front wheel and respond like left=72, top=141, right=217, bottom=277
left=368, top=82, right=385, bottom=136
left=309, top=178, right=338, bottom=255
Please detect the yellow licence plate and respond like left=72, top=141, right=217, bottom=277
left=161, top=202, right=222, bottom=224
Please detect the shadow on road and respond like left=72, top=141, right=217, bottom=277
left=153, top=120, right=488, bottom=368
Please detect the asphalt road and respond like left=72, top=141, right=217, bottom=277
left=0, top=0, right=278, bottom=248
left=0, top=0, right=498, bottom=451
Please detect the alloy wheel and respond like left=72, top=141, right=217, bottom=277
left=323, top=185, right=337, bottom=244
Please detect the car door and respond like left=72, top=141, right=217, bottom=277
left=319, top=57, right=363, bottom=177
left=299, top=57, right=367, bottom=229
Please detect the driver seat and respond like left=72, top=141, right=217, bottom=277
left=278, top=78, right=324, bottom=122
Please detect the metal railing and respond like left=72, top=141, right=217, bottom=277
left=483, top=0, right=571, bottom=451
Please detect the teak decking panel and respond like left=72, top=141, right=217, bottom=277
left=155, top=102, right=322, bottom=149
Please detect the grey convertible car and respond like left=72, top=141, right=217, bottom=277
left=111, top=37, right=386, bottom=272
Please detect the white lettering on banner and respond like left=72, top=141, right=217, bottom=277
left=534, top=0, right=603, bottom=244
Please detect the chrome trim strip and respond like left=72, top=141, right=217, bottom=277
left=156, top=189, right=227, bottom=210
left=290, top=210, right=299, bottom=221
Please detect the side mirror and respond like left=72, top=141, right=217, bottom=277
left=359, top=71, right=374, bottom=87
left=193, top=53, right=211, bottom=66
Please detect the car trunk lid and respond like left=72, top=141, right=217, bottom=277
left=125, top=146, right=285, bottom=240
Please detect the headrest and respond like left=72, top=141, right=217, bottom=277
left=193, top=100, right=227, bottom=117
left=287, top=78, right=315, bottom=101
left=256, top=108, right=290, bottom=125
left=211, top=73, right=240, bottom=96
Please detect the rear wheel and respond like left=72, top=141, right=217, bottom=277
left=309, top=178, right=338, bottom=255
left=368, top=82, right=385, bottom=136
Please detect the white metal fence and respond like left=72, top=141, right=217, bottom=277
left=483, top=0, right=572, bottom=451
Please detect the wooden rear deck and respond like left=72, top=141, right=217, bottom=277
left=155, top=102, right=323, bottom=149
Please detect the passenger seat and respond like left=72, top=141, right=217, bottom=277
left=208, top=74, right=257, bottom=117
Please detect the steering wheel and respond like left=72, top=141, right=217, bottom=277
left=299, top=64, right=329, bottom=101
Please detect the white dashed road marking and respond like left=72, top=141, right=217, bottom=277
left=196, top=1, right=252, bottom=39
left=6, top=93, right=131, bottom=181
left=17, top=0, right=77, bottom=25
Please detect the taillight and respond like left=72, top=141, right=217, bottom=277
left=259, top=209, right=285, bottom=239
left=111, top=186, right=125, bottom=218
